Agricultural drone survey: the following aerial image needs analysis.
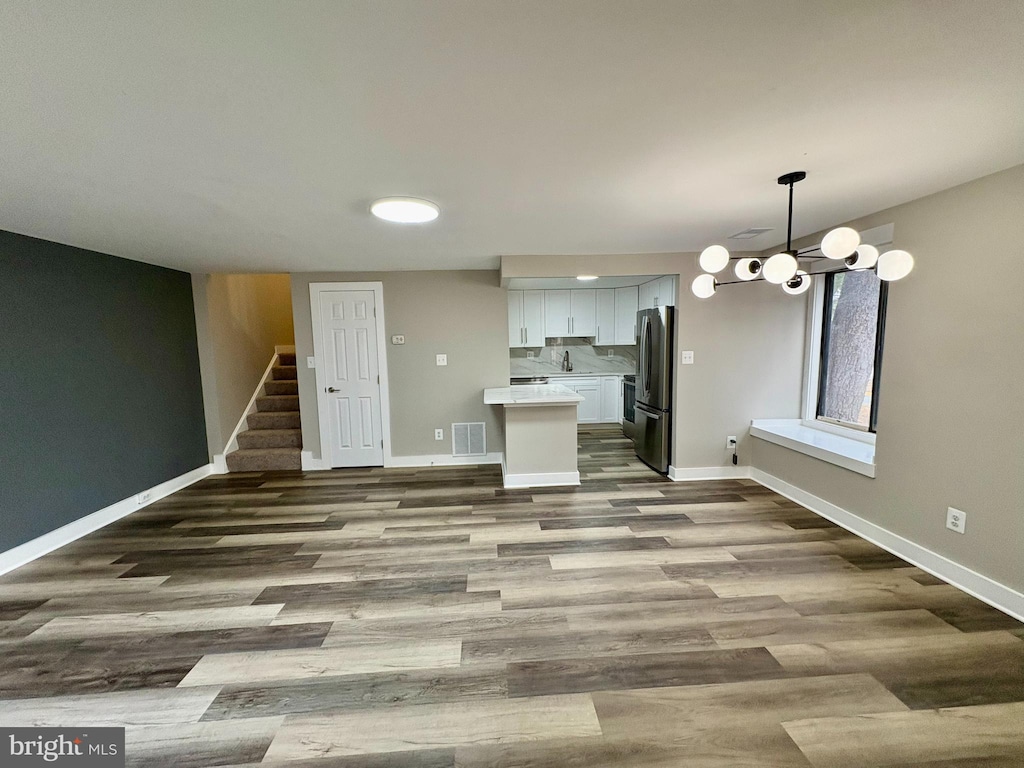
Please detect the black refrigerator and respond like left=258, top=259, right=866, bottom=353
left=635, top=306, right=674, bottom=473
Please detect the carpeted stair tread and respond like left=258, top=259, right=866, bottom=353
left=246, top=410, right=301, bottom=430
left=237, top=428, right=302, bottom=449
left=226, top=447, right=301, bottom=472
left=256, top=394, right=300, bottom=412
left=272, top=365, right=297, bottom=381
left=277, top=353, right=297, bottom=366
left=263, top=380, right=298, bottom=396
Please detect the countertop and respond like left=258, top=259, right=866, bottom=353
left=483, top=383, right=584, bottom=406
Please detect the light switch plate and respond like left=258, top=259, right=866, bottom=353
left=391, top=335, right=405, bottom=345
left=306, top=356, right=316, bottom=369
left=436, top=354, right=448, bottom=366
left=682, top=350, right=694, bottom=365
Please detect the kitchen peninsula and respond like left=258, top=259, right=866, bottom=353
left=483, top=384, right=583, bottom=489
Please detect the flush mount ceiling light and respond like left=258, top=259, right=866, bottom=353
left=576, top=275, right=599, bottom=281
left=691, top=172, right=916, bottom=299
left=370, top=197, right=440, bottom=223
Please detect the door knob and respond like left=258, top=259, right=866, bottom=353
left=327, top=387, right=339, bottom=393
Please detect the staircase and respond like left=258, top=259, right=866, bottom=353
left=226, top=353, right=303, bottom=471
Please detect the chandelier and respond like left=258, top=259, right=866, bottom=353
left=691, top=172, right=915, bottom=299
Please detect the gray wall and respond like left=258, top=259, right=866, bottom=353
left=192, top=273, right=294, bottom=457
left=751, top=163, right=1024, bottom=593
left=291, top=271, right=509, bottom=459
left=499, top=253, right=804, bottom=468
left=0, top=230, right=208, bottom=552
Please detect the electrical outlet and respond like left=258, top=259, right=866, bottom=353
left=681, top=350, right=694, bottom=365
left=436, top=354, right=448, bottom=366
left=727, top=435, right=737, bottom=451
left=391, top=335, right=405, bottom=345
left=608, top=349, right=614, bottom=358
left=136, top=490, right=152, bottom=506
left=434, top=428, right=444, bottom=441
left=527, top=351, right=535, bottom=359
left=946, top=507, right=966, bottom=534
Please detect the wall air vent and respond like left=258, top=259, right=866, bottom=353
left=729, top=227, right=773, bottom=240
left=452, top=422, right=486, bottom=457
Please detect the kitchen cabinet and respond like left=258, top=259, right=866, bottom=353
left=601, top=376, right=623, bottom=423
left=557, top=375, right=624, bottom=424
left=614, top=286, right=638, bottom=344
left=507, top=290, right=545, bottom=347
left=570, top=289, right=597, bottom=336
left=573, top=381, right=602, bottom=423
left=543, top=289, right=596, bottom=338
left=543, top=290, right=571, bottom=337
left=639, top=280, right=656, bottom=310
left=657, top=275, right=677, bottom=307
left=595, top=289, right=616, bottom=345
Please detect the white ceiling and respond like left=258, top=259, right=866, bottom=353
left=2, top=1, right=1023, bottom=274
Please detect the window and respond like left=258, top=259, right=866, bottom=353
left=816, top=269, right=888, bottom=432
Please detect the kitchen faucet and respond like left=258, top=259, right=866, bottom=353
left=562, top=351, right=573, bottom=372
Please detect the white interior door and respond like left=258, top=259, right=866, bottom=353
left=319, top=290, right=384, bottom=467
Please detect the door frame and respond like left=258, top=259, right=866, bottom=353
left=309, top=282, right=393, bottom=468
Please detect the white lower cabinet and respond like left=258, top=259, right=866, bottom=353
left=600, top=376, right=622, bottom=424
left=557, top=375, right=624, bottom=424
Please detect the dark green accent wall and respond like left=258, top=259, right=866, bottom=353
left=0, top=230, right=208, bottom=553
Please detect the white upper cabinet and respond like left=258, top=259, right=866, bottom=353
left=522, top=290, right=545, bottom=346
left=569, top=289, right=597, bottom=337
left=658, top=275, right=677, bottom=307
left=544, top=290, right=571, bottom=337
left=639, top=280, right=656, bottom=310
left=614, top=286, right=638, bottom=344
left=508, top=290, right=524, bottom=347
left=595, top=289, right=616, bottom=345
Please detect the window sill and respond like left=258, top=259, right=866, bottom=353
left=750, top=419, right=876, bottom=478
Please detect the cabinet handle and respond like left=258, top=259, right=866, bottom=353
left=522, top=327, right=525, bottom=344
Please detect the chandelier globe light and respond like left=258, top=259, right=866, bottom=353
left=691, top=171, right=916, bottom=299
left=699, top=245, right=731, bottom=274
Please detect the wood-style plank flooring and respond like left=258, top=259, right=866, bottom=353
left=2, top=427, right=1022, bottom=767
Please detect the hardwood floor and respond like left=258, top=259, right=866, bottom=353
left=1, top=426, right=1022, bottom=767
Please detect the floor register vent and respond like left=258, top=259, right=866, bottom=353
left=452, top=422, right=486, bottom=457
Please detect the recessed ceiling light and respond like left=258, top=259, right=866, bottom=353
left=576, top=275, right=599, bottom=281
left=370, top=197, right=440, bottom=223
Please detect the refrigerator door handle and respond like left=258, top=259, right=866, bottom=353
left=635, top=402, right=661, bottom=419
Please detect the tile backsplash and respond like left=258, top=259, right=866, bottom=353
left=510, top=338, right=636, bottom=376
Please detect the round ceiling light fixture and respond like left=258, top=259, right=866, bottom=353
left=782, top=270, right=812, bottom=295
left=370, top=197, right=440, bottom=223
left=699, top=245, right=730, bottom=274
left=763, top=252, right=798, bottom=284
left=876, top=249, right=915, bottom=281
left=845, top=244, right=879, bottom=270
left=691, top=273, right=718, bottom=299
left=735, top=257, right=762, bottom=281
left=821, top=226, right=860, bottom=259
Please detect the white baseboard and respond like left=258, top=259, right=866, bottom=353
left=0, top=464, right=214, bottom=577
left=387, top=452, right=504, bottom=468
left=668, top=465, right=751, bottom=481
left=502, top=470, right=581, bottom=489
left=211, top=453, right=229, bottom=474
left=750, top=467, right=1024, bottom=623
